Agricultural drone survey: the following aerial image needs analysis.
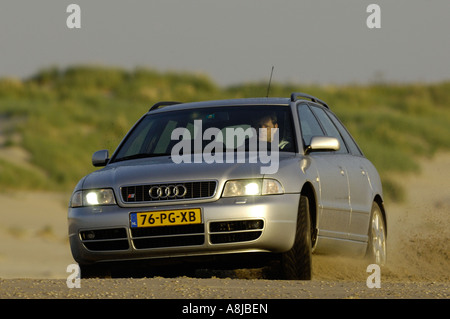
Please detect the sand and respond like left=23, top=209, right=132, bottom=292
left=0, top=153, right=449, bottom=287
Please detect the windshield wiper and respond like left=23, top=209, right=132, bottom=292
left=113, top=153, right=171, bottom=163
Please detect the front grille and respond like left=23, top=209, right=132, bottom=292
left=121, top=181, right=217, bottom=203
left=209, top=220, right=264, bottom=244
left=133, top=235, right=205, bottom=249
left=130, top=224, right=205, bottom=249
left=131, top=224, right=205, bottom=238
left=80, top=228, right=129, bottom=251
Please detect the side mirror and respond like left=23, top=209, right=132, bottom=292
left=306, top=136, right=340, bottom=154
left=92, top=149, right=109, bottom=167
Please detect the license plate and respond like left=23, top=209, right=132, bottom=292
left=130, top=208, right=202, bottom=228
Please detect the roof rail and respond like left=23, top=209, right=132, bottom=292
left=290, top=92, right=329, bottom=109
left=149, top=101, right=182, bottom=111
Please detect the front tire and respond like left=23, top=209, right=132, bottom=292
left=281, top=195, right=312, bottom=280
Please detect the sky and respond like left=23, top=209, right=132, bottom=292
left=1, top=0, right=450, bottom=86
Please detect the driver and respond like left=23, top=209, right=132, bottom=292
left=256, top=113, right=290, bottom=150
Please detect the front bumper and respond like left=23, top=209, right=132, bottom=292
left=68, top=194, right=300, bottom=265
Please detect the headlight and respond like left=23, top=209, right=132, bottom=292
left=70, top=189, right=116, bottom=207
left=222, top=179, right=284, bottom=197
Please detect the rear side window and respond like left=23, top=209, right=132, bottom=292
left=327, top=112, right=363, bottom=156
left=310, top=106, right=348, bottom=154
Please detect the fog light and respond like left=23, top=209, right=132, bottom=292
left=80, top=230, right=96, bottom=240
left=247, top=220, right=264, bottom=230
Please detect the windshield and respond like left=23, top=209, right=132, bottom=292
left=111, top=105, right=296, bottom=163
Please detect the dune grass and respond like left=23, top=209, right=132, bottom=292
left=1, top=66, right=450, bottom=202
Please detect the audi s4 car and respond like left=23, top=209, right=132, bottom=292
left=68, top=93, right=387, bottom=279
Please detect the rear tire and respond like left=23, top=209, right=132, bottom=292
left=281, top=195, right=312, bottom=280
left=366, top=201, right=387, bottom=266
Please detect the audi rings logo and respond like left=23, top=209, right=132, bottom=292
left=149, top=185, right=188, bottom=199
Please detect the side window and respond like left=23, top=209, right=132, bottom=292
left=327, top=112, right=363, bottom=156
left=297, top=104, right=325, bottom=147
left=310, top=106, right=348, bottom=154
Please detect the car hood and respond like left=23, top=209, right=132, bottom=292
left=81, top=153, right=300, bottom=190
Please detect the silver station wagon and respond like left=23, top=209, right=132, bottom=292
left=68, top=93, right=387, bottom=279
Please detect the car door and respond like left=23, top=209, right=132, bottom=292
left=342, top=156, right=373, bottom=241
left=297, top=103, right=351, bottom=240
left=327, top=113, right=374, bottom=242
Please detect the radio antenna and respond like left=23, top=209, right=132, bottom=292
left=266, top=66, right=274, bottom=98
